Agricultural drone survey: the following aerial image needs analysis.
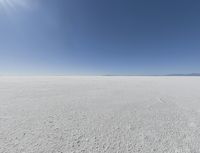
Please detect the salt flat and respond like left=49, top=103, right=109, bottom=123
left=1, top=76, right=200, bottom=153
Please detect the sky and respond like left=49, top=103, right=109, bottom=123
left=0, top=0, right=200, bottom=75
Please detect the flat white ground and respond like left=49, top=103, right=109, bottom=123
left=1, top=76, right=200, bottom=153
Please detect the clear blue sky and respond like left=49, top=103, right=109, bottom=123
left=0, top=0, right=200, bottom=75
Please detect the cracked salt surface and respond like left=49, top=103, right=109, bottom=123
left=1, top=76, right=200, bottom=153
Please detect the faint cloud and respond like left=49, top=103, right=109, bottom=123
left=0, top=0, right=39, bottom=15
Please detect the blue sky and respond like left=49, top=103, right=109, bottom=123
left=0, top=0, right=200, bottom=75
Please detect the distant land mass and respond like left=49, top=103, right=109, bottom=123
left=103, top=73, right=200, bottom=76
left=166, top=73, right=200, bottom=76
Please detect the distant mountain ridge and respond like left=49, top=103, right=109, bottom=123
left=167, top=73, right=200, bottom=76
left=104, top=73, right=200, bottom=76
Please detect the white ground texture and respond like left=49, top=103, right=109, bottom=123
left=1, top=76, right=200, bottom=153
